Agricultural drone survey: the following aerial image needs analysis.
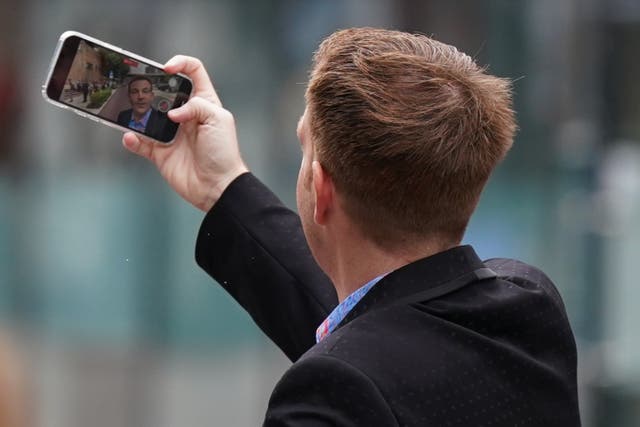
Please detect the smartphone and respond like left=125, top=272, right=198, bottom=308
left=42, top=31, right=193, bottom=144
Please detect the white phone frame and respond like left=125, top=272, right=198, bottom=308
left=42, top=30, right=192, bottom=144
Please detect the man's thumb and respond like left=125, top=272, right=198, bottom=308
left=122, top=132, right=154, bottom=160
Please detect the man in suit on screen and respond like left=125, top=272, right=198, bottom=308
left=117, top=76, right=175, bottom=141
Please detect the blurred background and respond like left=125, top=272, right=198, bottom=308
left=0, top=0, right=638, bottom=425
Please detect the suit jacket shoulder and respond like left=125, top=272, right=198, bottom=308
left=147, top=109, right=179, bottom=141
left=116, top=109, right=132, bottom=126
left=485, top=257, right=568, bottom=311
left=265, top=251, right=581, bottom=426
left=265, top=353, right=398, bottom=427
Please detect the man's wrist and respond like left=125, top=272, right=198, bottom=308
left=199, top=167, right=250, bottom=212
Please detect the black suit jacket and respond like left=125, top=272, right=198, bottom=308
left=116, top=108, right=177, bottom=142
left=195, top=173, right=581, bottom=426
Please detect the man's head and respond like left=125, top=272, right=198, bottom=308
left=299, top=28, right=516, bottom=251
left=127, top=76, right=154, bottom=118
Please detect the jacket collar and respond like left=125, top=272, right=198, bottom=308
left=336, top=245, right=486, bottom=329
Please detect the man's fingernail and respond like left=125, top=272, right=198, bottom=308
left=169, top=107, right=184, bottom=117
left=165, top=57, right=179, bottom=68
left=123, top=134, right=137, bottom=149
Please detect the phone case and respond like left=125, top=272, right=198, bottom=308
left=41, top=30, right=192, bottom=144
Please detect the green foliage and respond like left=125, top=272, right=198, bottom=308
left=87, top=88, right=112, bottom=109
left=100, top=50, right=130, bottom=81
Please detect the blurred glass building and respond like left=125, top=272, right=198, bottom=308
left=0, top=0, right=638, bottom=425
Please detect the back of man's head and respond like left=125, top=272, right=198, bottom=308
left=306, top=28, right=516, bottom=249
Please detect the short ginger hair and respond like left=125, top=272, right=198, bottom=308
left=306, top=28, right=516, bottom=248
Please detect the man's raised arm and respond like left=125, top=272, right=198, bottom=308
left=122, top=56, right=336, bottom=360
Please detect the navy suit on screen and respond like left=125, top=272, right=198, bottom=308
left=116, top=108, right=177, bottom=142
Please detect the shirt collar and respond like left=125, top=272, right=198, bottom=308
left=315, top=273, right=386, bottom=343
left=130, top=108, right=152, bottom=127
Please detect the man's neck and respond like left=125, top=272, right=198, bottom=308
left=312, top=191, right=458, bottom=302
left=328, top=233, right=454, bottom=302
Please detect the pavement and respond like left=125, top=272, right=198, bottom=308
left=99, top=86, right=130, bottom=121
left=62, top=89, right=100, bottom=115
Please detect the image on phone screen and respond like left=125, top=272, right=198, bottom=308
left=45, top=35, right=192, bottom=143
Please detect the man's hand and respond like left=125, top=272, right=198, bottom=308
left=122, top=55, right=249, bottom=212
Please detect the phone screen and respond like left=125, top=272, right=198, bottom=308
left=45, top=35, right=192, bottom=143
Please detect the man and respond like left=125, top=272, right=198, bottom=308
left=122, top=28, right=581, bottom=426
left=117, top=76, right=175, bottom=141
left=81, top=81, right=89, bottom=103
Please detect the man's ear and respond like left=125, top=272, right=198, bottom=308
left=312, top=160, right=333, bottom=225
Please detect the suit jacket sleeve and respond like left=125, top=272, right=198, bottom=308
left=195, top=173, right=338, bottom=361
left=265, top=355, right=398, bottom=427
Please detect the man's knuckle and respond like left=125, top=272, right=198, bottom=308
left=220, top=109, right=234, bottom=123
left=187, top=57, right=204, bottom=72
